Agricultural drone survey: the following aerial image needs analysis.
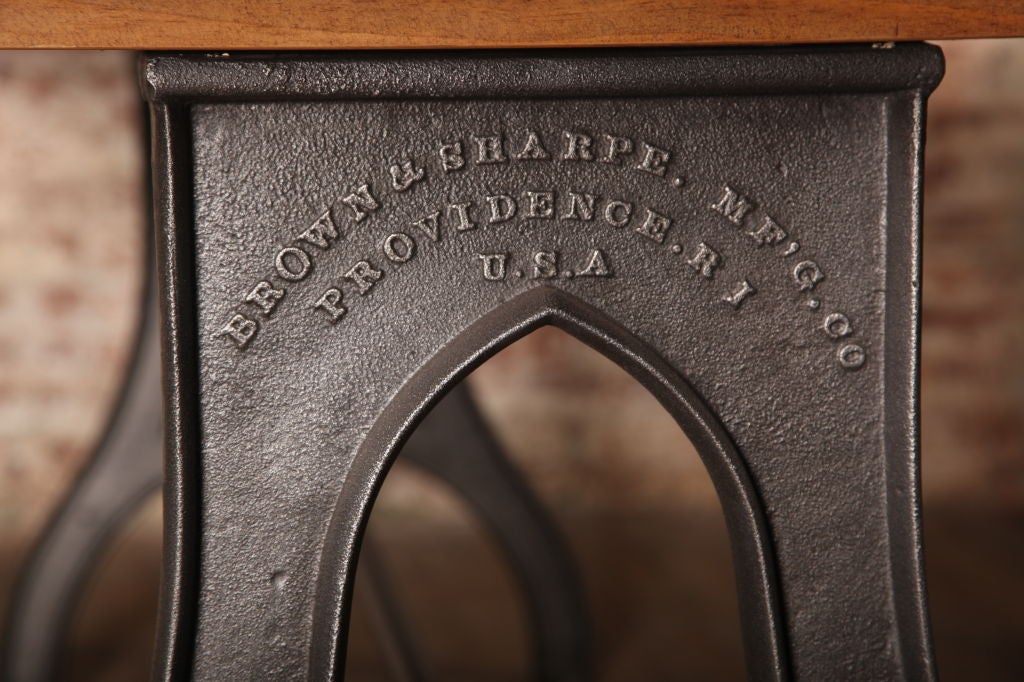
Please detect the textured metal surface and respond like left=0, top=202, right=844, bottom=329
left=1, top=273, right=586, bottom=682
left=144, top=45, right=944, bottom=680
left=1, top=297, right=586, bottom=682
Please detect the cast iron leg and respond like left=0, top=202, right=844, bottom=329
left=2, top=294, right=588, bottom=682
left=400, top=383, right=591, bottom=682
left=144, top=46, right=943, bottom=681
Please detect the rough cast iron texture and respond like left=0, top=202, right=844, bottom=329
left=143, top=45, right=944, bottom=680
left=0, top=164, right=586, bottom=678
left=0, top=292, right=587, bottom=682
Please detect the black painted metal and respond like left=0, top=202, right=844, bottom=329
left=143, top=45, right=944, bottom=680
left=400, top=382, right=590, bottom=682
left=1, top=293, right=586, bottom=681
left=355, top=537, right=428, bottom=682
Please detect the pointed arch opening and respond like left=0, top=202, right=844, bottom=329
left=310, top=286, right=788, bottom=680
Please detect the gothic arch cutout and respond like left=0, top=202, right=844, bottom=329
left=310, top=285, right=789, bottom=681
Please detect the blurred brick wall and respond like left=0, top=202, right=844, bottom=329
left=0, top=51, right=145, bottom=615
left=920, top=41, right=1024, bottom=503
left=918, top=39, right=1024, bottom=681
left=0, top=41, right=1021, bottom=680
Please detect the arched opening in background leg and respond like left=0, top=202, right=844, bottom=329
left=345, top=327, right=750, bottom=680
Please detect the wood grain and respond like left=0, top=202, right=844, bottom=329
left=1, top=0, right=1023, bottom=50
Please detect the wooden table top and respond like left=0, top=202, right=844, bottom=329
left=2, top=1, right=1023, bottom=50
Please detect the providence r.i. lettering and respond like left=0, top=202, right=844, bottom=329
left=216, top=128, right=866, bottom=372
